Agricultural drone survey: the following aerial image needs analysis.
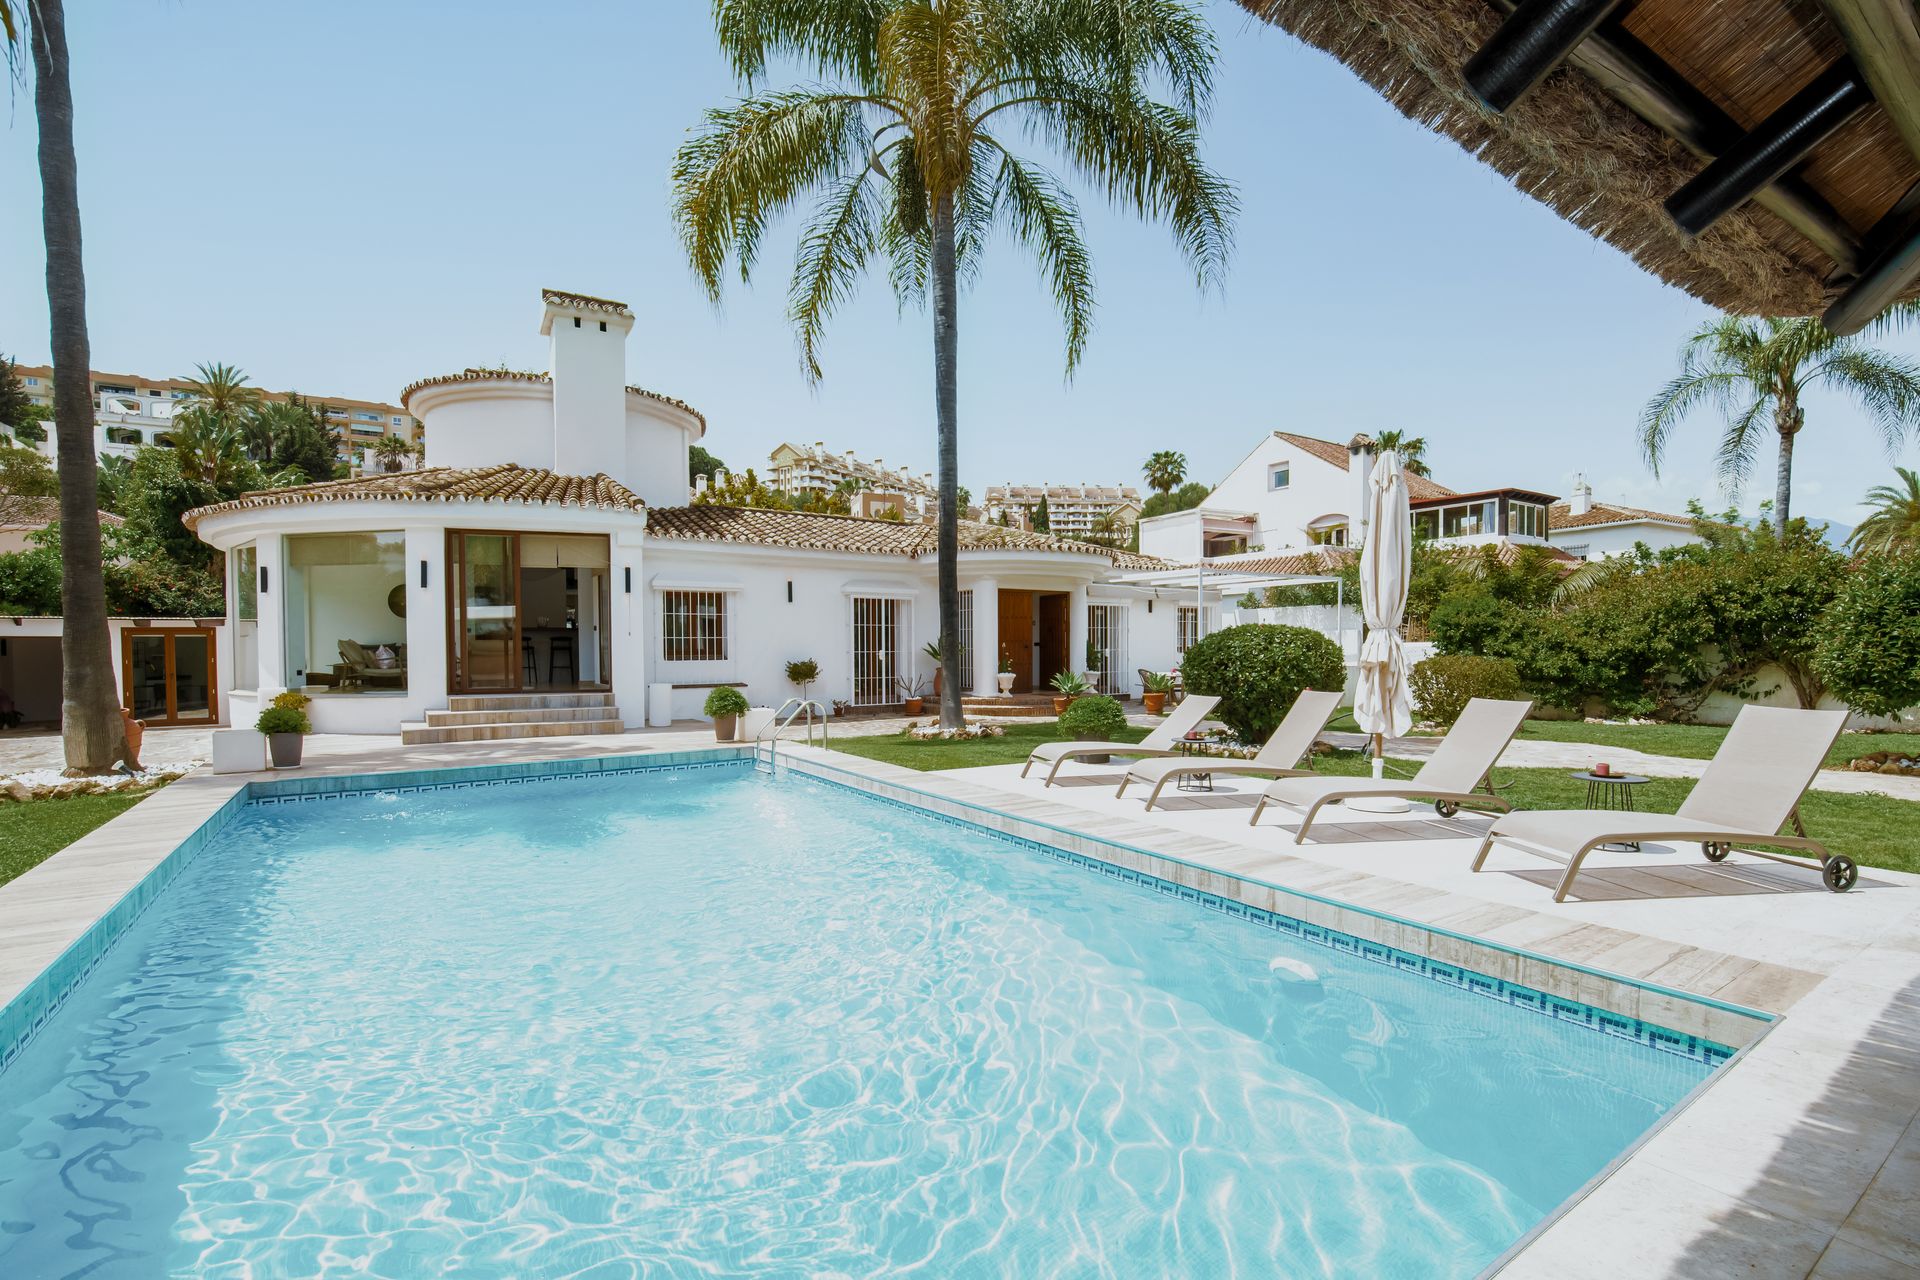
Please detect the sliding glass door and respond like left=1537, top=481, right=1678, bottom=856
left=448, top=532, right=520, bottom=693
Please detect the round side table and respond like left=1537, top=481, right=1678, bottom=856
left=1569, top=771, right=1650, bottom=850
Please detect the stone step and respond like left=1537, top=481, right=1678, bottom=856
left=399, top=716, right=626, bottom=746
left=447, top=691, right=615, bottom=713
left=965, top=703, right=1058, bottom=719
left=424, top=705, right=622, bottom=728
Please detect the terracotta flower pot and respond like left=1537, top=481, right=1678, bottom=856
left=903, top=697, right=925, bottom=715
left=268, top=732, right=303, bottom=769
left=118, top=707, right=145, bottom=766
left=1052, top=696, right=1072, bottom=715
left=1142, top=691, right=1167, bottom=716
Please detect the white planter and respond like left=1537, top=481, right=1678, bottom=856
left=996, top=672, right=1016, bottom=694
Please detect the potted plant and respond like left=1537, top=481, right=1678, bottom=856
left=785, top=658, right=819, bottom=704
left=255, top=690, right=313, bottom=768
left=898, top=674, right=928, bottom=716
left=1141, top=670, right=1175, bottom=716
left=996, top=647, right=1017, bottom=695
left=1083, top=639, right=1104, bottom=694
left=1049, top=670, right=1090, bottom=715
left=1058, top=693, right=1127, bottom=765
left=704, top=686, right=749, bottom=741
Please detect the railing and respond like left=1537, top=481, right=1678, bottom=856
left=754, top=697, right=829, bottom=775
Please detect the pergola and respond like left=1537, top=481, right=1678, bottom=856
left=1240, top=0, right=1920, bottom=333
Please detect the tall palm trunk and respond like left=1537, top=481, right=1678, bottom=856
left=931, top=192, right=963, bottom=729
left=1772, top=389, right=1802, bottom=535
left=31, top=0, right=126, bottom=773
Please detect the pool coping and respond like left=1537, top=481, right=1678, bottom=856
left=2, top=737, right=1915, bottom=1277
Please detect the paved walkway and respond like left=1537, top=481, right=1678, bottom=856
left=1326, top=731, right=1920, bottom=802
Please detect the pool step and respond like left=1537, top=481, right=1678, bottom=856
left=403, top=692, right=626, bottom=744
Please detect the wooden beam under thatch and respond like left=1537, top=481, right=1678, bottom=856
left=1239, top=0, right=1920, bottom=319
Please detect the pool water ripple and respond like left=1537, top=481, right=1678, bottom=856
left=0, top=763, right=1712, bottom=1277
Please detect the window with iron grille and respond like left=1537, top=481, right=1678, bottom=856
left=661, top=590, right=727, bottom=661
left=851, top=597, right=901, bottom=705
left=1177, top=606, right=1201, bottom=656
left=955, top=590, right=975, bottom=693
left=1088, top=603, right=1129, bottom=695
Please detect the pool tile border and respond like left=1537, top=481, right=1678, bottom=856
left=776, top=752, right=1776, bottom=1055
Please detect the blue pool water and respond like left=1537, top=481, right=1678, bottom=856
left=0, top=762, right=1718, bottom=1278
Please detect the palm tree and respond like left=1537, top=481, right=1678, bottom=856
left=1850, top=466, right=1920, bottom=555
left=178, top=361, right=266, bottom=458
left=1371, top=429, right=1430, bottom=477
left=1641, top=316, right=1920, bottom=534
left=673, top=0, right=1234, bottom=728
left=7, top=0, right=127, bottom=772
left=1143, top=449, right=1187, bottom=496
left=164, top=406, right=259, bottom=489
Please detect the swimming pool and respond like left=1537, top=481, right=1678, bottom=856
left=0, top=758, right=1725, bottom=1277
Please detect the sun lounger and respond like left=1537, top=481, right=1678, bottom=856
left=1020, top=695, right=1221, bottom=785
left=1252, top=698, right=1533, bottom=842
left=1118, top=689, right=1343, bottom=811
left=1470, top=705, right=1852, bottom=902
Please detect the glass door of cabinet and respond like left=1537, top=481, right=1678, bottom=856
left=448, top=532, right=521, bottom=692
left=121, top=628, right=217, bottom=725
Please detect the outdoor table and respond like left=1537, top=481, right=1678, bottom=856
left=1175, top=735, right=1215, bottom=792
left=1570, top=770, right=1651, bottom=850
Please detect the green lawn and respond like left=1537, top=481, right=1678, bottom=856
left=828, top=728, right=1920, bottom=876
left=1515, top=719, right=1920, bottom=769
left=0, top=791, right=149, bottom=889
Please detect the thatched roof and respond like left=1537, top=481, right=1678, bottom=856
left=1239, top=0, right=1920, bottom=325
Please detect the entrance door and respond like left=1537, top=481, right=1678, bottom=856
left=121, top=628, right=217, bottom=725
left=1037, top=593, right=1070, bottom=687
left=448, top=531, right=521, bottom=693
left=997, top=589, right=1034, bottom=692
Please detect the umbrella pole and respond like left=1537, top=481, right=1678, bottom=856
left=1372, top=731, right=1385, bottom=780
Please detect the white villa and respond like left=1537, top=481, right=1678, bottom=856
left=181, top=290, right=1209, bottom=742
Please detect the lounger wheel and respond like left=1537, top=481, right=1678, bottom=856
left=1702, top=841, right=1731, bottom=862
left=1434, top=800, right=1460, bottom=818
left=1823, top=855, right=1858, bottom=893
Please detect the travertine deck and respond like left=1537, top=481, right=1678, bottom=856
left=3, top=732, right=1916, bottom=1277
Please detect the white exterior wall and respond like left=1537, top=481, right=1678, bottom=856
left=418, top=382, right=557, bottom=473
left=547, top=304, right=633, bottom=479
left=623, top=399, right=697, bottom=508
left=1136, top=508, right=1207, bottom=561
left=1550, top=521, right=1702, bottom=560
left=1204, top=435, right=1353, bottom=552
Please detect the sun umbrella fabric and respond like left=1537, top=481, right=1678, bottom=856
left=1355, top=451, right=1413, bottom=748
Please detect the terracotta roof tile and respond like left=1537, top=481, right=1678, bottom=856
left=647, top=504, right=1173, bottom=568
left=1548, top=501, right=1694, bottom=530
left=1270, top=431, right=1456, bottom=501
left=1186, top=539, right=1577, bottom=574
left=182, top=465, right=644, bottom=530
left=0, top=495, right=124, bottom=530
left=541, top=288, right=632, bottom=316
left=397, top=367, right=705, bottom=430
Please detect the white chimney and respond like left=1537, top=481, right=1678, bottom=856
left=694, top=473, right=709, bottom=493
left=715, top=468, right=729, bottom=489
left=540, top=289, right=634, bottom=481
left=1570, top=473, right=1593, bottom=515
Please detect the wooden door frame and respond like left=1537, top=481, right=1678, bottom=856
left=119, top=626, right=218, bottom=726
left=446, top=529, right=525, bottom=695
left=1037, top=592, right=1070, bottom=688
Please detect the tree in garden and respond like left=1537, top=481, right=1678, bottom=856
left=6, top=0, right=127, bottom=770
left=672, top=0, right=1235, bottom=729
left=1143, top=450, right=1187, bottom=496
left=0, top=354, right=35, bottom=430
left=254, top=395, right=343, bottom=483
left=1140, top=480, right=1210, bottom=519
left=1030, top=494, right=1051, bottom=532
left=1849, top=467, right=1920, bottom=556
left=1640, top=316, right=1920, bottom=533
left=163, top=406, right=260, bottom=489
left=178, top=360, right=264, bottom=455
left=1814, top=552, right=1920, bottom=720
left=372, top=434, right=411, bottom=473
left=1371, top=429, right=1430, bottom=477
left=1180, top=623, right=1344, bottom=744
left=1, top=439, right=59, bottom=527
left=689, top=443, right=727, bottom=486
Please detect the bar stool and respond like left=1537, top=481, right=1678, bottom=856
left=522, top=638, right=538, bottom=686
left=548, top=634, right=575, bottom=685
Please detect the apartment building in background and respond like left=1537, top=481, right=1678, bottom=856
left=5, top=364, right=422, bottom=469
left=984, top=483, right=1142, bottom=540
left=765, top=441, right=937, bottom=503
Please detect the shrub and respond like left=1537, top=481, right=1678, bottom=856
left=255, top=704, right=310, bottom=735
left=1058, top=694, right=1127, bottom=741
left=1814, top=553, right=1920, bottom=718
left=270, top=689, right=313, bottom=713
left=785, top=658, right=819, bottom=685
left=1410, top=654, right=1523, bottom=726
left=703, top=686, right=749, bottom=718
left=1179, top=624, right=1345, bottom=744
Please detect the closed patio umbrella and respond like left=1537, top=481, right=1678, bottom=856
left=1352, top=450, right=1412, bottom=808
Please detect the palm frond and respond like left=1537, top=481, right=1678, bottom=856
left=711, top=0, right=888, bottom=83
left=1637, top=358, right=1766, bottom=478
left=1806, top=343, right=1920, bottom=461
left=788, top=169, right=885, bottom=380
left=672, top=89, right=882, bottom=301
left=987, top=145, right=1094, bottom=373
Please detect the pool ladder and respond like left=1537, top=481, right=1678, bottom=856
left=755, top=698, right=828, bottom=774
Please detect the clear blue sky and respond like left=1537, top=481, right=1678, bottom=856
left=5, top=0, right=1916, bottom=523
